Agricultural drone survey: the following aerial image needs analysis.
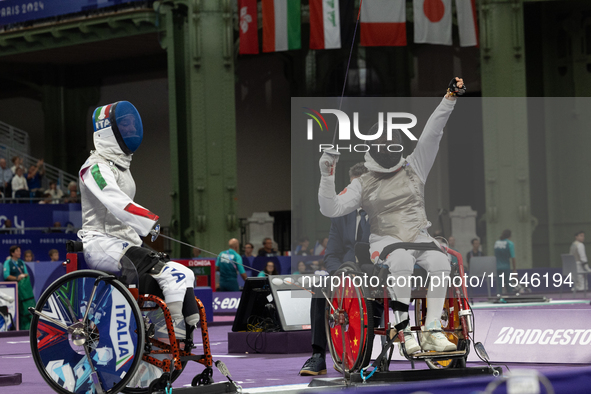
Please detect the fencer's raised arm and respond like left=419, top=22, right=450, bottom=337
left=407, top=78, right=464, bottom=184
left=318, top=151, right=362, bottom=218
left=80, top=162, right=158, bottom=236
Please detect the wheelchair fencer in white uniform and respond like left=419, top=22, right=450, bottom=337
left=318, top=78, right=466, bottom=355
left=78, top=101, right=200, bottom=329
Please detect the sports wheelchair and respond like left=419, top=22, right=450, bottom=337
left=28, top=241, right=225, bottom=394
left=325, top=241, right=474, bottom=379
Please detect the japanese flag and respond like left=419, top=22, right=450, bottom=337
left=413, top=0, right=452, bottom=46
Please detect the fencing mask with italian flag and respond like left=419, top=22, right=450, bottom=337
left=92, top=101, right=143, bottom=155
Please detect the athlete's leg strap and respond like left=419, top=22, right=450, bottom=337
left=123, top=246, right=167, bottom=277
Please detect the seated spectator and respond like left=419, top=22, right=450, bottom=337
left=68, top=181, right=79, bottom=195
left=242, top=242, right=254, bottom=259
left=309, top=260, right=319, bottom=272
left=23, top=250, right=35, bottom=262
left=0, top=219, right=14, bottom=234
left=0, top=158, right=13, bottom=199
left=45, top=181, right=64, bottom=204
left=314, top=237, right=328, bottom=255
left=294, top=261, right=308, bottom=275
left=50, top=221, right=62, bottom=233
left=38, top=193, right=53, bottom=204
left=11, top=167, right=29, bottom=202
left=295, top=237, right=311, bottom=256
left=27, top=159, right=45, bottom=197
left=258, top=237, right=279, bottom=257
left=64, top=189, right=80, bottom=203
left=48, top=249, right=60, bottom=262
left=257, top=261, right=279, bottom=277
left=10, top=156, right=23, bottom=174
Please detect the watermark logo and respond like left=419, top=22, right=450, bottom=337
left=303, top=108, right=418, bottom=152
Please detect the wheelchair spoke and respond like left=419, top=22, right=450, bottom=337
left=29, top=308, right=70, bottom=331
left=82, top=282, right=100, bottom=324
left=83, top=343, right=105, bottom=394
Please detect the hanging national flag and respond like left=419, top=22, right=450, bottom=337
left=239, top=0, right=259, bottom=54
left=310, top=0, right=341, bottom=50
left=262, top=0, right=301, bottom=52
left=455, top=0, right=479, bottom=47
left=360, top=0, right=407, bottom=47
left=413, top=0, right=452, bottom=45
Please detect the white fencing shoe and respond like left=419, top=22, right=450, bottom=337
left=420, top=320, right=457, bottom=352
left=398, top=327, right=421, bottom=357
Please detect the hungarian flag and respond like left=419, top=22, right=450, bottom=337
left=360, top=0, right=407, bottom=47
left=239, top=0, right=259, bottom=54
left=262, top=0, right=301, bottom=52
left=455, top=0, right=479, bottom=47
left=413, top=0, right=452, bottom=45
left=309, top=0, right=341, bottom=50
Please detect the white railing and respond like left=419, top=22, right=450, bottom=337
left=0, top=121, right=30, bottom=155
left=0, top=145, right=78, bottom=192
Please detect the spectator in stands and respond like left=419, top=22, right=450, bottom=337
left=0, top=219, right=14, bottom=234
left=295, top=237, right=311, bottom=256
left=50, top=221, right=62, bottom=233
left=0, top=158, right=13, bottom=199
left=11, top=167, right=29, bottom=202
left=216, top=238, right=248, bottom=291
left=10, top=156, right=23, bottom=174
left=258, top=237, right=279, bottom=257
left=257, top=260, right=279, bottom=277
left=23, top=250, right=35, bottom=262
left=314, top=237, right=328, bottom=255
left=465, top=238, right=483, bottom=270
left=68, top=181, right=79, bottom=195
left=3, top=245, right=35, bottom=330
left=45, top=180, right=64, bottom=203
left=242, top=242, right=254, bottom=258
left=294, top=261, right=308, bottom=275
left=27, top=159, right=45, bottom=197
left=64, top=189, right=80, bottom=203
left=38, top=193, right=53, bottom=204
left=48, top=249, right=60, bottom=262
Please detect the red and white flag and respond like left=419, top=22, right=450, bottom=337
left=310, top=0, right=341, bottom=50
left=413, top=0, right=452, bottom=45
left=360, top=0, right=406, bottom=47
left=455, top=0, right=478, bottom=47
left=239, top=0, right=259, bottom=54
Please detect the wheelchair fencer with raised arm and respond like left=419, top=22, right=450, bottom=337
left=322, top=239, right=475, bottom=378
left=27, top=101, right=239, bottom=394
left=317, top=79, right=490, bottom=377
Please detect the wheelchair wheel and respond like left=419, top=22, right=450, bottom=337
left=325, top=264, right=374, bottom=375
left=414, top=297, right=467, bottom=369
left=30, top=270, right=145, bottom=394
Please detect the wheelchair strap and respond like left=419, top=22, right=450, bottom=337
left=391, top=301, right=409, bottom=313
left=379, top=241, right=443, bottom=262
